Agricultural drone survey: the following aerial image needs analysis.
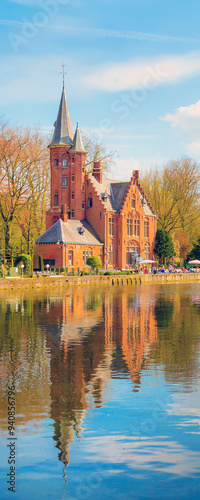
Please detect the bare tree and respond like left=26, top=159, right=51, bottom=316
left=141, top=159, right=200, bottom=235
left=0, top=121, right=50, bottom=258
left=82, top=133, right=118, bottom=175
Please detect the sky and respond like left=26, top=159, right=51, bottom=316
left=1, top=0, right=200, bottom=180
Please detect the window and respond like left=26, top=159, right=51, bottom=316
left=82, top=184, right=85, bottom=192
left=68, top=250, right=73, bottom=266
left=72, top=157, right=75, bottom=164
left=62, top=157, right=67, bottom=167
left=134, top=219, right=140, bottom=236
left=83, top=250, right=92, bottom=266
left=108, top=245, right=114, bottom=265
left=144, top=220, right=149, bottom=238
left=132, top=198, right=135, bottom=209
left=126, top=245, right=138, bottom=266
left=109, top=217, right=114, bottom=236
left=54, top=158, right=58, bottom=167
left=88, top=197, right=92, bottom=208
left=71, top=210, right=74, bottom=218
left=54, top=194, right=58, bottom=206
left=72, top=192, right=74, bottom=200
left=144, top=244, right=150, bottom=260
left=127, top=218, right=132, bottom=236
left=62, top=176, right=68, bottom=187
left=82, top=201, right=85, bottom=210
left=72, top=174, right=75, bottom=182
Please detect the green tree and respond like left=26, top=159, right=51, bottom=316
left=86, top=256, right=102, bottom=273
left=154, top=229, right=174, bottom=264
left=187, top=238, right=200, bottom=261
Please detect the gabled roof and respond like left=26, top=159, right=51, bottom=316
left=49, top=86, right=73, bottom=147
left=71, top=123, right=86, bottom=153
left=88, top=176, right=119, bottom=211
left=89, top=174, right=156, bottom=216
left=36, top=218, right=103, bottom=245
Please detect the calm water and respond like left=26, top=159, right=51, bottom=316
left=0, top=284, right=200, bottom=499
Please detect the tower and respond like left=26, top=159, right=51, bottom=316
left=46, top=85, right=86, bottom=229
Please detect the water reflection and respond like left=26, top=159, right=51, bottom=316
left=0, top=285, right=200, bottom=497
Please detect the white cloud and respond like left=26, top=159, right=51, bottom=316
left=187, top=141, right=200, bottom=155
left=163, top=99, right=200, bottom=141
left=84, top=52, right=200, bottom=92
left=110, top=156, right=142, bottom=181
left=83, top=434, right=200, bottom=477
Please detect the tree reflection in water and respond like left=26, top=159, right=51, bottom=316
left=0, top=285, right=200, bottom=486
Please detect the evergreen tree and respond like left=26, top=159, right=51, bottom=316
left=154, top=229, right=174, bottom=264
left=187, top=238, right=200, bottom=261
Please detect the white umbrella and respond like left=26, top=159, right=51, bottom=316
left=188, top=260, right=200, bottom=265
left=141, top=259, right=156, bottom=264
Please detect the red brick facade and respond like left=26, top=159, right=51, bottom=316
left=34, top=87, right=157, bottom=272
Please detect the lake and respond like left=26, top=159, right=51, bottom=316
left=0, top=283, right=200, bottom=499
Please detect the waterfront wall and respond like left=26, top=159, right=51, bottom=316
left=1, top=273, right=200, bottom=290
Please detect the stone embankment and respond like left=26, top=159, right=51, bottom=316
left=0, top=273, right=200, bottom=290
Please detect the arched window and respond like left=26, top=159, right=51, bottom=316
left=126, top=244, right=138, bottom=266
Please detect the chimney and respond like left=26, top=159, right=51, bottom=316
left=134, top=170, right=139, bottom=179
left=92, top=161, right=102, bottom=183
left=61, top=203, right=68, bottom=222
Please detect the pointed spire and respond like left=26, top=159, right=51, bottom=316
left=71, top=123, right=86, bottom=153
left=49, top=86, right=73, bottom=147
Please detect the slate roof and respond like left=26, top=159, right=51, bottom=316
left=138, top=187, right=156, bottom=217
left=110, top=182, right=129, bottom=211
left=36, top=219, right=103, bottom=245
left=71, top=123, right=86, bottom=153
left=49, top=86, right=73, bottom=147
left=89, top=176, right=119, bottom=211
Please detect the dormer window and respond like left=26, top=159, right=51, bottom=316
left=62, top=157, right=67, bottom=167
left=54, top=158, right=58, bottom=167
left=102, top=191, right=108, bottom=202
left=142, top=197, right=146, bottom=207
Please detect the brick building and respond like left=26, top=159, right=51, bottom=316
left=34, top=85, right=157, bottom=272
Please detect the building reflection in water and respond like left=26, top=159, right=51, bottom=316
left=1, top=286, right=200, bottom=484
left=43, top=287, right=158, bottom=474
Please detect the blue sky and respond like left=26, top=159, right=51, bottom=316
left=1, top=0, right=200, bottom=179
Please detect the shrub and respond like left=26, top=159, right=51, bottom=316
left=39, top=255, right=44, bottom=272
left=15, top=254, right=32, bottom=275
